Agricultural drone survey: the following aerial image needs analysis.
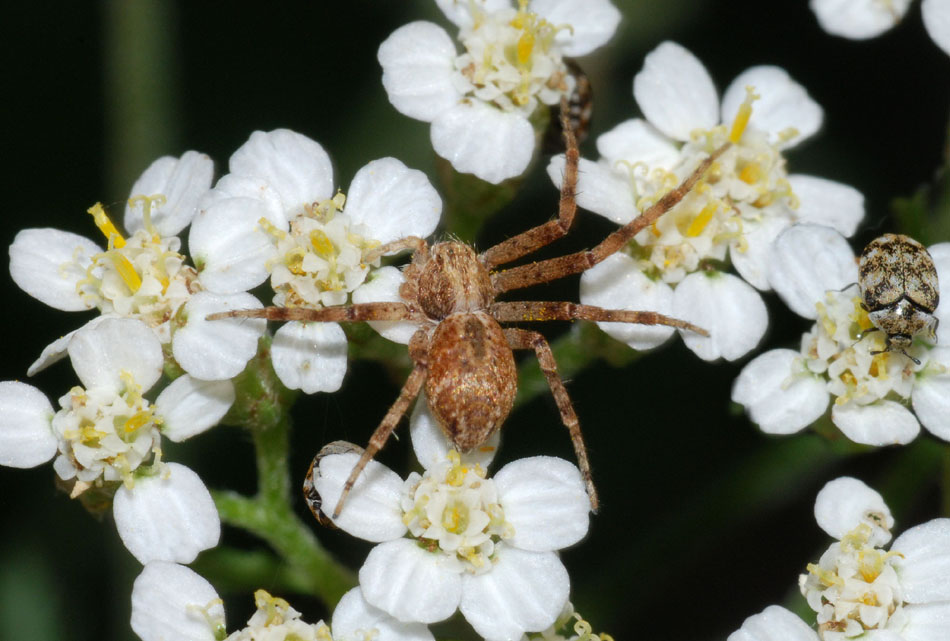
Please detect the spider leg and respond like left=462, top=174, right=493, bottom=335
left=504, top=327, right=598, bottom=512
left=491, top=301, right=709, bottom=336
left=206, top=301, right=425, bottom=323
left=363, top=236, right=429, bottom=263
left=491, top=143, right=731, bottom=295
left=479, top=98, right=579, bottom=269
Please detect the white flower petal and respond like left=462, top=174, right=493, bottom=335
left=912, top=347, right=950, bottom=441
left=0, top=381, right=56, bottom=468
left=929, top=242, right=950, bottom=344
left=721, top=66, right=823, bottom=148
left=332, top=587, right=435, bottom=641
left=633, top=41, right=719, bottom=142
left=68, top=317, right=163, bottom=391
left=378, top=21, right=461, bottom=122
left=173, top=292, right=266, bottom=381
left=788, top=175, right=864, bottom=237
left=901, top=601, right=950, bottom=641
left=459, top=547, right=569, bottom=641
left=271, top=321, right=348, bottom=394
left=360, top=538, right=462, bottom=624
left=923, top=0, right=950, bottom=56
left=731, top=349, right=829, bottom=435
left=831, top=400, right=920, bottom=445
left=228, top=129, right=333, bottom=211
left=595, top=118, right=680, bottom=169
left=410, top=395, right=500, bottom=470
left=494, top=457, right=589, bottom=551
left=673, top=271, right=768, bottom=361
left=155, top=375, right=235, bottom=442
left=730, top=214, right=792, bottom=290
left=547, top=155, right=637, bottom=225
left=131, top=561, right=223, bottom=641
left=809, top=0, right=911, bottom=39
left=124, top=151, right=214, bottom=237
left=434, top=0, right=511, bottom=27
left=352, top=266, right=419, bottom=345
left=813, top=476, right=893, bottom=544
left=892, top=518, right=950, bottom=602
left=431, top=102, right=534, bottom=184
left=27, top=316, right=118, bottom=377
left=9, top=228, right=101, bottom=311
left=768, top=224, right=858, bottom=319
left=578, top=253, right=676, bottom=350
left=727, top=605, right=818, bottom=641
left=531, top=0, right=621, bottom=56
left=312, top=452, right=407, bottom=542
left=346, top=158, right=441, bottom=244
left=199, top=173, right=286, bottom=223
left=114, top=462, right=220, bottom=564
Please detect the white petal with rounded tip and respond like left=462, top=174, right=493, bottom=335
left=721, top=66, right=823, bottom=148
left=633, top=41, right=719, bottom=142
left=531, top=0, right=621, bottom=56
left=313, top=452, right=407, bottom=542
left=892, top=518, right=950, bottom=602
left=731, top=349, right=828, bottom=435
left=114, top=463, right=220, bottom=564
left=189, top=196, right=280, bottom=294
left=730, top=214, right=791, bottom=290
left=271, top=321, right=348, bottom=394
left=460, top=547, right=569, bottom=641
left=814, top=476, right=893, bottom=544
left=360, top=538, right=462, bottom=623
left=434, top=0, right=511, bottom=27
left=378, top=21, right=460, bottom=122
left=579, top=253, right=675, bottom=350
left=131, top=561, right=223, bottom=641
left=788, top=174, right=865, bottom=237
left=912, top=347, right=950, bottom=441
left=124, top=151, right=214, bottom=237
left=68, top=317, right=163, bottom=391
left=596, top=118, right=679, bottom=169
left=673, top=271, right=768, bottom=361
left=346, top=158, right=442, bottom=244
left=332, top=587, right=435, bottom=641
left=431, top=102, right=534, bottom=184
left=901, top=602, right=950, bottom=641
left=9, top=228, right=101, bottom=311
left=831, top=400, right=920, bottom=445
left=929, top=243, right=950, bottom=344
left=923, top=0, right=950, bottom=55
left=727, top=605, right=818, bottom=641
left=199, top=173, right=286, bottom=223
left=547, top=155, right=636, bottom=225
left=494, top=457, right=589, bottom=551
left=173, top=292, right=266, bottom=381
left=768, top=224, right=857, bottom=319
left=809, top=0, right=910, bottom=39
left=352, top=267, right=419, bottom=345
left=228, top=129, right=333, bottom=212
left=0, top=381, right=56, bottom=468
left=155, top=375, right=235, bottom=442
left=410, top=395, right=500, bottom=470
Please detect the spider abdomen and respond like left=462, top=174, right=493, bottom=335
left=425, top=311, right=516, bottom=452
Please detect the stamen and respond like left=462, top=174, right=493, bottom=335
left=685, top=202, right=718, bottom=237
left=88, top=203, right=126, bottom=249
left=127, top=194, right=167, bottom=240
left=728, top=86, right=760, bottom=143
left=108, top=253, right=143, bottom=293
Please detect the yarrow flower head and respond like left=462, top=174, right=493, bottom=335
left=733, top=224, right=950, bottom=445
left=809, top=0, right=950, bottom=56
left=130, top=562, right=434, bottom=641
left=377, top=0, right=621, bottom=184
left=0, top=318, right=228, bottom=563
left=310, top=401, right=591, bottom=641
left=189, top=129, right=442, bottom=394
left=549, top=41, right=865, bottom=361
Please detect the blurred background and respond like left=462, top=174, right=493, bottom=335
left=2, top=1, right=949, bottom=640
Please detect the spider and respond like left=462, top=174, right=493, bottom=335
left=209, top=108, right=728, bottom=518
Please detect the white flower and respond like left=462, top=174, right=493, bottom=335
left=810, top=0, right=950, bottom=56
left=130, top=562, right=433, bottom=641
left=377, top=0, right=621, bottom=184
left=189, top=129, right=441, bottom=394
left=0, top=318, right=227, bottom=563
left=732, top=224, right=950, bottom=445
left=310, top=402, right=590, bottom=641
left=548, top=41, right=863, bottom=362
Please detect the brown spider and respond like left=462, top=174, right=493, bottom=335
left=209, top=109, right=728, bottom=518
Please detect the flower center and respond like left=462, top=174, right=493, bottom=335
left=261, top=192, right=381, bottom=309
left=401, top=450, right=513, bottom=573
left=223, top=590, right=333, bottom=641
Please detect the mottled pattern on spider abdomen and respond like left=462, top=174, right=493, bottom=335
left=425, top=311, right=516, bottom=452
left=859, top=233, right=939, bottom=313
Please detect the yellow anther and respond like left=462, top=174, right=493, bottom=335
left=254, top=589, right=293, bottom=626
left=123, top=410, right=153, bottom=434
left=729, top=85, right=760, bottom=143
left=685, top=202, right=717, bottom=237
left=88, top=203, right=126, bottom=249
left=310, top=229, right=335, bottom=258
left=516, top=31, right=535, bottom=65
left=739, top=162, right=763, bottom=184
left=257, top=216, right=287, bottom=240
left=807, top=562, right=845, bottom=588
left=442, top=506, right=461, bottom=531
left=109, top=253, right=143, bottom=293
